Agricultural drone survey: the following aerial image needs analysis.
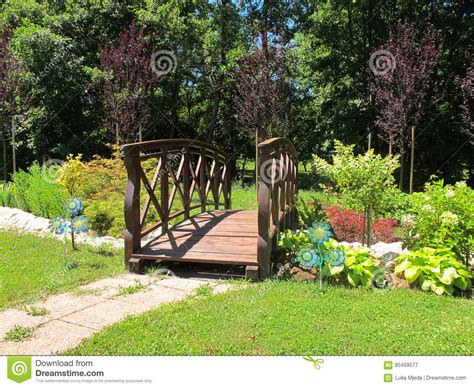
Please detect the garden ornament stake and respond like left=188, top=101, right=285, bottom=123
left=296, top=222, right=346, bottom=289
left=49, top=197, right=89, bottom=254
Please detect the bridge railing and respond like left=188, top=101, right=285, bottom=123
left=123, top=139, right=231, bottom=268
left=257, top=137, right=298, bottom=277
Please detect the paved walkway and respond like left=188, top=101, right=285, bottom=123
left=0, top=274, right=229, bottom=355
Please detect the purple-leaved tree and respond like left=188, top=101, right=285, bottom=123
left=370, top=22, right=442, bottom=192
left=99, top=21, right=158, bottom=145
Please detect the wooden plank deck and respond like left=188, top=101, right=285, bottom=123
left=132, top=210, right=258, bottom=267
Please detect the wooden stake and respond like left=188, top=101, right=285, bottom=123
left=409, top=126, right=415, bottom=194
left=11, top=117, right=16, bottom=174
left=389, top=134, right=393, bottom=157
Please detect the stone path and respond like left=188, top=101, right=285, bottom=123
left=0, top=273, right=230, bottom=355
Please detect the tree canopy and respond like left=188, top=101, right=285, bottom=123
left=0, top=0, right=472, bottom=188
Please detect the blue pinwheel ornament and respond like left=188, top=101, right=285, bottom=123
left=65, top=197, right=83, bottom=216
left=307, top=222, right=332, bottom=244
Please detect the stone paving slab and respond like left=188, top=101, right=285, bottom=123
left=1, top=319, right=95, bottom=355
left=32, top=294, right=106, bottom=319
left=0, top=274, right=229, bottom=355
left=0, top=309, right=50, bottom=339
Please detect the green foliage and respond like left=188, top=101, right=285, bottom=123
left=314, top=141, right=400, bottom=245
left=117, top=281, right=146, bottom=296
left=296, top=196, right=327, bottom=227
left=322, top=239, right=381, bottom=288
left=278, top=229, right=311, bottom=260
left=1, top=181, right=16, bottom=207
left=57, top=154, right=85, bottom=196
left=400, top=180, right=473, bottom=264
left=11, top=163, right=68, bottom=218
left=394, top=247, right=472, bottom=296
left=4, top=325, right=34, bottom=342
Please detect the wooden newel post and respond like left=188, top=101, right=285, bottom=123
left=182, top=146, right=191, bottom=219
left=256, top=147, right=271, bottom=279
left=161, top=146, right=169, bottom=232
left=224, top=158, right=231, bottom=209
left=124, top=148, right=142, bottom=272
left=409, top=126, right=415, bottom=194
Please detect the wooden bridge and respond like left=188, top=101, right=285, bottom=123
left=122, top=138, right=298, bottom=279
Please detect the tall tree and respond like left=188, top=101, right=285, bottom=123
left=370, top=22, right=442, bottom=191
left=0, top=28, right=24, bottom=178
left=99, top=21, right=157, bottom=145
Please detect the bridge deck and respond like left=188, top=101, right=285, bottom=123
left=132, top=210, right=258, bottom=267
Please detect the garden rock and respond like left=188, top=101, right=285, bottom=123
left=386, top=272, right=410, bottom=289
left=290, top=267, right=316, bottom=281
left=0, top=206, right=123, bottom=249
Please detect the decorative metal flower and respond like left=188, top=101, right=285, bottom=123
left=328, top=249, right=346, bottom=267
left=66, top=197, right=83, bottom=216
left=296, top=247, right=320, bottom=269
left=307, top=222, right=332, bottom=244
left=49, top=216, right=67, bottom=234
left=72, top=215, right=89, bottom=234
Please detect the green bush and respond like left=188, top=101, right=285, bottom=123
left=400, top=180, right=473, bottom=265
left=296, top=196, right=327, bottom=227
left=394, top=247, right=472, bottom=296
left=11, top=163, right=68, bottom=218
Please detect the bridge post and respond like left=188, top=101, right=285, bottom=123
left=124, top=148, right=142, bottom=272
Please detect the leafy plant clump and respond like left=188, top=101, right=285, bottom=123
left=4, top=326, right=35, bottom=342
left=322, top=239, right=381, bottom=288
left=394, top=247, right=472, bottom=296
left=10, top=163, right=68, bottom=218
left=296, top=196, right=328, bottom=227
left=400, top=180, right=473, bottom=265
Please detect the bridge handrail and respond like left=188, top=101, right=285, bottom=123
left=257, top=137, right=298, bottom=277
left=123, top=139, right=231, bottom=266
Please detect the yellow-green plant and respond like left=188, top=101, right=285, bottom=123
left=323, top=239, right=381, bottom=288
left=394, top=247, right=472, bottom=295
left=57, top=154, right=85, bottom=196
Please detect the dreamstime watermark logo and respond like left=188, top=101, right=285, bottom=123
left=369, top=50, right=396, bottom=76
left=8, top=356, right=32, bottom=383
left=150, top=50, right=178, bottom=76
left=259, top=159, right=287, bottom=184
left=42, top=158, right=64, bottom=184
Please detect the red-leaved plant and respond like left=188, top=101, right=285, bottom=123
left=324, top=205, right=400, bottom=244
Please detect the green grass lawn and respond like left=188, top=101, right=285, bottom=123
left=0, top=231, right=125, bottom=309
left=67, top=281, right=474, bottom=356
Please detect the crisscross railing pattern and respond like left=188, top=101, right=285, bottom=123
left=257, top=138, right=298, bottom=277
left=123, top=139, right=231, bottom=264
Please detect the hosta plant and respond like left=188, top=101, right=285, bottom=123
left=322, top=239, right=381, bottom=288
left=394, top=247, right=472, bottom=295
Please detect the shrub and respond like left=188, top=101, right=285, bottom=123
left=57, top=154, right=85, bottom=196
left=11, top=163, right=68, bottom=218
left=400, top=180, right=473, bottom=265
left=296, top=196, right=327, bottom=227
left=394, top=247, right=472, bottom=296
left=313, top=141, right=400, bottom=246
left=324, top=205, right=400, bottom=243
